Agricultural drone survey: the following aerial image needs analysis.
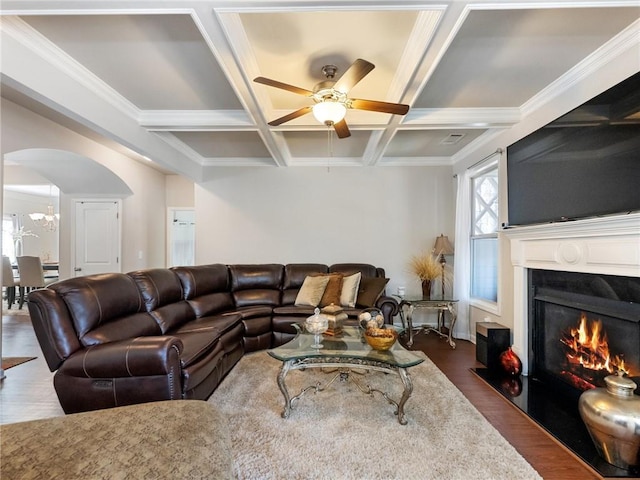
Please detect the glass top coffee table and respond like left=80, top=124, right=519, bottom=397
left=268, top=325, right=424, bottom=424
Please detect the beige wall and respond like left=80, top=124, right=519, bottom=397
left=166, top=175, right=194, bottom=208
left=196, top=165, right=456, bottom=315
left=1, top=98, right=167, bottom=276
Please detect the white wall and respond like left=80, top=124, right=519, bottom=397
left=196, top=166, right=455, bottom=304
left=1, top=98, right=167, bottom=276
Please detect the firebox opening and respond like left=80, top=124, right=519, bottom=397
left=529, top=270, right=640, bottom=402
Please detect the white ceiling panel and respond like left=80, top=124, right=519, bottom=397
left=386, top=129, right=487, bottom=158
left=22, top=14, right=243, bottom=110
left=284, top=130, right=370, bottom=159
left=173, top=131, right=271, bottom=158
left=415, top=7, right=640, bottom=108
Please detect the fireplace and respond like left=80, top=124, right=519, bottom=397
left=529, top=269, right=640, bottom=402
left=478, top=213, right=640, bottom=477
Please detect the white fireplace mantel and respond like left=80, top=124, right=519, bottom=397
left=504, top=212, right=640, bottom=374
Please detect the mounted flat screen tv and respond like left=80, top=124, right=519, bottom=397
left=506, top=71, right=640, bottom=227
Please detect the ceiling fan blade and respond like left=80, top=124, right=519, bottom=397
left=350, top=98, right=410, bottom=115
left=267, top=106, right=313, bottom=126
left=333, top=119, right=351, bottom=138
left=254, top=77, right=314, bottom=97
left=333, top=59, right=375, bottom=94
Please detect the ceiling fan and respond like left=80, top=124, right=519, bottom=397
left=254, top=58, right=409, bottom=139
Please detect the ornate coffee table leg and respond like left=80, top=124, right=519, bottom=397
left=397, top=368, right=413, bottom=425
left=277, top=360, right=293, bottom=418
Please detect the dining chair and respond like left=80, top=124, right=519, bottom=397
left=2, top=256, right=21, bottom=309
left=16, top=256, right=56, bottom=309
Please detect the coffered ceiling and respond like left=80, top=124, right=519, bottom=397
left=1, top=1, right=638, bottom=180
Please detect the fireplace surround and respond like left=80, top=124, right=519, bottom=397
left=483, top=212, right=640, bottom=477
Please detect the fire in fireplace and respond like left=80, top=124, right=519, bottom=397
left=560, top=312, right=635, bottom=391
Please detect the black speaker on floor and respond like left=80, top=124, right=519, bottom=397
left=476, top=322, right=510, bottom=370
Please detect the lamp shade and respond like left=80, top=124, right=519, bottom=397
left=434, top=234, right=454, bottom=255
left=312, top=101, right=347, bottom=125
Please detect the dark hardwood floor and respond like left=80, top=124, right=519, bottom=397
left=1, top=312, right=600, bottom=479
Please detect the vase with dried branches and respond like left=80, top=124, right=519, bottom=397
left=409, top=251, right=441, bottom=300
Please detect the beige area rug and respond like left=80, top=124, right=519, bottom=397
left=210, top=351, right=542, bottom=480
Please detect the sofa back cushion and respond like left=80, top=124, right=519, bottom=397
left=50, top=273, right=159, bottom=347
left=282, top=264, right=328, bottom=305
left=229, top=264, right=283, bottom=307
left=329, top=263, right=384, bottom=279
left=172, top=264, right=235, bottom=317
left=128, top=269, right=195, bottom=333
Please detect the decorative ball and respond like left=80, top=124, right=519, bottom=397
left=499, top=347, right=522, bottom=377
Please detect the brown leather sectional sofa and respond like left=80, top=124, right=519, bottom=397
left=28, top=263, right=398, bottom=414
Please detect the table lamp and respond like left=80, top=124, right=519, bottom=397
left=433, top=234, right=454, bottom=299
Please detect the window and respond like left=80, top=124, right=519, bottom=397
left=2, top=215, right=17, bottom=262
left=470, top=166, right=499, bottom=302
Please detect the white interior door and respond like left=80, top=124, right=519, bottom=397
left=167, top=208, right=195, bottom=267
left=74, top=200, right=120, bottom=276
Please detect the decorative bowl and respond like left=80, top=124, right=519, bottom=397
left=364, top=327, right=398, bottom=351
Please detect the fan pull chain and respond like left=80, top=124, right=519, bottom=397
left=327, top=125, right=333, bottom=173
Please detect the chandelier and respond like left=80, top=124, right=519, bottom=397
left=29, top=185, right=59, bottom=232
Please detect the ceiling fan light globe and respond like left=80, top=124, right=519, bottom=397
left=312, top=101, right=347, bottom=125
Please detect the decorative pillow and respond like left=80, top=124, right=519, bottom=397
left=356, top=277, right=390, bottom=308
left=295, top=275, right=330, bottom=307
left=340, top=272, right=362, bottom=308
left=318, top=273, right=344, bottom=307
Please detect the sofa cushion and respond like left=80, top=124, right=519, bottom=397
left=128, top=269, right=184, bottom=310
left=172, top=313, right=242, bottom=337
left=283, top=264, right=328, bottom=289
left=171, top=331, right=221, bottom=368
left=172, top=265, right=235, bottom=317
left=229, top=264, right=283, bottom=307
left=224, top=305, right=273, bottom=319
left=295, top=275, right=330, bottom=306
left=356, top=277, right=390, bottom=308
left=129, top=269, right=196, bottom=333
left=330, top=263, right=382, bottom=279
left=340, top=272, right=362, bottom=308
left=50, top=273, right=149, bottom=346
left=82, top=312, right=161, bottom=346
left=172, top=264, right=229, bottom=299
left=230, top=264, right=283, bottom=291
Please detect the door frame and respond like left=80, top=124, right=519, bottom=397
left=70, top=198, right=122, bottom=276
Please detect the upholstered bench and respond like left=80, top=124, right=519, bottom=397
left=0, top=400, right=232, bottom=479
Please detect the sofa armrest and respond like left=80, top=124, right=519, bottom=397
left=375, top=295, right=400, bottom=325
left=59, top=336, right=183, bottom=378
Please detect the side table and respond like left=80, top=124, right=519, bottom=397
left=398, top=298, right=459, bottom=349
